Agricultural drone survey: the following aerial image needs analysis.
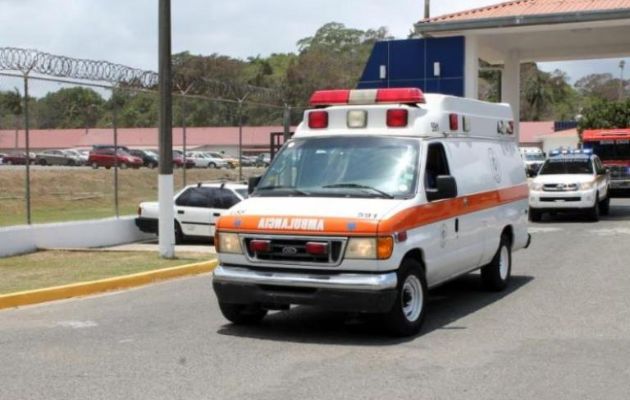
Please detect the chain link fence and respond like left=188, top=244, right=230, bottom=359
left=0, top=52, right=303, bottom=227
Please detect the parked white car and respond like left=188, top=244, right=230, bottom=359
left=529, top=152, right=609, bottom=221
left=135, top=182, right=248, bottom=243
left=186, top=151, right=228, bottom=169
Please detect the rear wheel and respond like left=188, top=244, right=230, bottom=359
left=529, top=207, right=542, bottom=222
left=174, top=221, right=185, bottom=244
left=39, top=159, right=47, bottom=166
left=599, top=196, right=610, bottom=216
left=208, top=162, right=217, bottom=169
left=481, top=234, right=512, bottom=291
left=218, top=302, right=268, bottom=325
left=381, top=258, right=427, bottom=337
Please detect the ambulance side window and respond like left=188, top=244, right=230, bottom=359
left=424, top=143, right=450, bottom=190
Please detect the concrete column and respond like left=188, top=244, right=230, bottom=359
left=464, top=35, right=479, bottom=99
left=502, top=51, right=521, bottom=141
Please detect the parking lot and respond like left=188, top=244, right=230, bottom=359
left=0, top=199, right=628, bottom=399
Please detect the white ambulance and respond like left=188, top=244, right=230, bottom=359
left=212, top=88, right=530, bottom=336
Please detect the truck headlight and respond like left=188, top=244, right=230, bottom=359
left=346, top=237, right=393, bottom=260
left=579, top=181, right=595, bottom=190
left=216, top=232, right=242, bottom=254
left=529, top=181, right=543, bottom=191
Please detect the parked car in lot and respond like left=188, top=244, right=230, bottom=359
left=529, top=151, right=610, bottom=221
left=135, top=182, right=248, bottom=243
left=0, top=153, right=6, bottom=165
left=207, top=152, right=238, bottom=169
left=36, top=150, right=82, bottom=166
left=64, top=149, right=89, bottom=165
left=172, top=150, right=195, bottom=169
left=186, top=151, right=228, bottom=169
left=2, top=152, right=35, bottom=165
left=254, top=152, right=271, bottom=167
left=519, top=147, right=545, bottom=177
left=88, top=147, right=143, bottom=169
left=240, top=155, right=256, bottom=167
left=129, top=149, right=159, bottom=168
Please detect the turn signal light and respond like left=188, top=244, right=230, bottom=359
left=387, top=109, right=408, bottom=127
left=308, top=111, right=329, bottom=129
left=377, top=236, right=394, bottom=260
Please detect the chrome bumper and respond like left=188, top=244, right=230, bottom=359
left=213, top=265, right=398, bottom=291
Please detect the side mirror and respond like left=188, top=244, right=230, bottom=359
left=426, top=175, right=458, bottom=202
left=248, top=176, right=262, bottom=194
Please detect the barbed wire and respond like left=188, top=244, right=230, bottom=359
left=0, top=47, right=285, bottom=104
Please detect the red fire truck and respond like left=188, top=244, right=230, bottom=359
left=582, top=129, right=630, bottom=193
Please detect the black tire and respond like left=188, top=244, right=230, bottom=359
left=599, top=196, right=610, bottom=216
left=481, top=234, right=512, bottom=291
left=91, top=162, right=99, bottom=169
left=587, top=195, right=600, bottom=222
left=218, top=302, right=268, bottom=325
left=208, top=162, right=217, bottom=169
left=381, top=258, right=427, bottom=337
left=67, top=159, right=75, bottom=166
left=529, top=207, right=542, bottom=222
left=150, top=162, right=158, bottom=169
left=39, top=159, right=47, bottom=166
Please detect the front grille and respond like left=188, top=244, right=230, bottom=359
left=540, top=197, right=581, bottom=202
left=608, top=166, right=630, bottom=180
left=243, top=236, right=346, bottom=266
left=543, top=183, right=578, bottom=192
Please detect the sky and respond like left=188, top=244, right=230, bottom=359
left=0, top=0, right=628, bottom=92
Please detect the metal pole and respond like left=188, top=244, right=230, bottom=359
left=424, top=0, right=430, bottom=19
left=619, top=60, right=626, bottom=101
left=112, top=90, right=120, bottom=217
left=158, top=0, right=175, bottom=258
left=238, top=100, right=243, bottom=181
left=182, top=96, right=187, bottom=187
left=282, top=104, right=291, bottom=142
left=23, top=76, right=31, bottom=225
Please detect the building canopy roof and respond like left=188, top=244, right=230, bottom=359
left=421, top=0, right=630, bottom=24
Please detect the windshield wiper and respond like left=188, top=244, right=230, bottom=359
left=255, top=185, right=309, bottom=196
left=322, top=183, right=394, bottom=199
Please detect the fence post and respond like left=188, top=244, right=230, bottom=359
left=182, top=95, right=187, bottom=187
left=283, top=103, right=291, bottom=142
left=23, top=75, right=31, bottom=225
left=112, top=87, right=120, bottom=217
left=238, top=99, right=243, bottom=181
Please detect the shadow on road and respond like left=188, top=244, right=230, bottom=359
left=534, top=201, right=630, bottom=223
left=216, top=274, right=533, bottom=346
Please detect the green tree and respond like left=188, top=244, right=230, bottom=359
left=35, top=87, right=105, bottom=129
left=577, top=99, right=630, bottom=134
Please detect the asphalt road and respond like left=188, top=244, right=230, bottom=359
left=1, top=199, right=630, bottom=400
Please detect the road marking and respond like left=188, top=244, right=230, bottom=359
left=55, top=320, right=98, bottom=329
left=589, top=228, right=630, bottom=236
left=528, top=227, right=563, bottom=234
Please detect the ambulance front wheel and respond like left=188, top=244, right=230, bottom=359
left=481, top=234, right=512, bottom=291
left=381, top=258, right=427, bottom=337
left=218, top=302, right=268, bottom=325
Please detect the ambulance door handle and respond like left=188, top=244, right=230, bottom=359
left=213, top=213, right=221, bottom=217
left=455, top=218, right=459, bottom=233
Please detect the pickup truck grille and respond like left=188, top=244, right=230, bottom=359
left=543, top=183, right=578, bottom=192
left=608, top=166, right=630, bottom=180
left=242, top=236, right=346, bottom=266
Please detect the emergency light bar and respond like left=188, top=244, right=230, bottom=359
left=309, top=88, right=425, bottom=107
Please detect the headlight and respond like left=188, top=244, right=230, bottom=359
left=216, top=232, right=242, bottom=254
left=529, top=181, right=543, bottom=191
left=579, top=181, right=596, bottom=190
left=346, top=237, right=393, bottom=260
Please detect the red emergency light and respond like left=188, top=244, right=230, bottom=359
left=249, top=239, right=272, bottom=253
left=305, top=242, right=329, bottom=256
left=309, top=88, right=425, bottom=107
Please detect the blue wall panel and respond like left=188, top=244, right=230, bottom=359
left=358, top=36, right=465, bottom=97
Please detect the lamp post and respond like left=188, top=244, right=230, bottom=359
left=619, top=60, right=626, bottom=101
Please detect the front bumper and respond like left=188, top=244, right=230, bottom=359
left=529, top=189, right=596, bottom=209
left=610, top=179, right=630, bottom=189
left=212, top=265, right=398, bottom=313
left=135, top=217, right=158, bottom=234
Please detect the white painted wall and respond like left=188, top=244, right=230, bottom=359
left=541, top=135, right=580, bottom=155
left=0, top=217, right=154, bottom=258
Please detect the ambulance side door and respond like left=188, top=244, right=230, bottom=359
left=421, top=141, right=462, bottom=284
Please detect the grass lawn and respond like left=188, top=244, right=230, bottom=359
left=0, top=167, right=260, bottom=226
left=0, top=250, right=215, bottom=295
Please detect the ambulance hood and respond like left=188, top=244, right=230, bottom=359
left=229, top=196, right=403, bottom=220
left=219, top=196, right=407, bottom=235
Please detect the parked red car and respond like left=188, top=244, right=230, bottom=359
left=2, top=152, right=36, bottom=165
left=173, top=151, right=195, bottom=169
left=88, top=148, right=143, bottom=169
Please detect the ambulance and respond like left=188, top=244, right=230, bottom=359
left=212, top=88, right=530, bottom=336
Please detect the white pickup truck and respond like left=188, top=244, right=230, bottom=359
left=136, top=182, right=248, bottom=243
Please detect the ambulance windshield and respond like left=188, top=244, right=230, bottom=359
left=256, top=136, right=419, bottom=199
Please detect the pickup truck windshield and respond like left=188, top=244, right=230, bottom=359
left=539, top=158, right=593, bottom=175
left=256, top=136, right=419, bottom=198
